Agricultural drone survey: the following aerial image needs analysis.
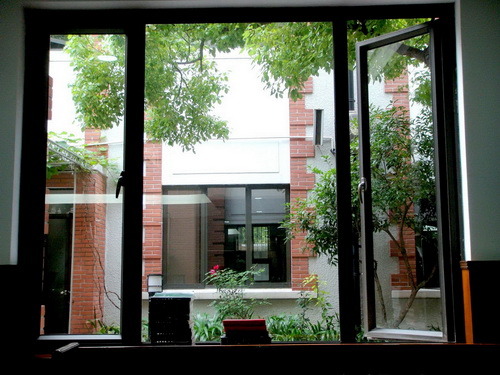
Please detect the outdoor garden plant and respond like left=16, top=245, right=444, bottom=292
left=193, top=267, right=341, bottom=343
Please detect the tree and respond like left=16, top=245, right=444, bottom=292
left=46, top=131, right=118, bottom=178
left=283, top=37, right=437, bottom=328
left=65, top=24, right=246, bottom=151
left=285, top=99, right=436, bottom=329
left=64, top=20, right=430, bottom=150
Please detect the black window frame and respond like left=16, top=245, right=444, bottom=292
left=356, top=21, right=460, bottom=342
left=20, top=4, right=461, bottom=353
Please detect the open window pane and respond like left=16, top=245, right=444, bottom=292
left=357, top=26, right=445, bottom=341
left=42, top=35, right=125, bottom=335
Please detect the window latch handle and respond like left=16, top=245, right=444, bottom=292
left=358, top=177, right=366, bottom=204
left=116, top=171, right=125, bottom=198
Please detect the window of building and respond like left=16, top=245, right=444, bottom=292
left=163, top=185, right=289, bottom=288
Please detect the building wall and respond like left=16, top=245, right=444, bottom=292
left=162, top=50, right=290, bottom=186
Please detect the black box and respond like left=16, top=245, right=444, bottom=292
left=148, top=293, right=193, bottom=345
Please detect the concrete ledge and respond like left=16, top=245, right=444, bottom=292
left=391, top=288, right=441, bottom=299
left=142, top=288, right=314, bottom=301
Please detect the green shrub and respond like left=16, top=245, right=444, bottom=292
left=192, top=313, right=224, bottom=342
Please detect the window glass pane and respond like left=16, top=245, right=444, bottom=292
left=43, top=34, right=124, bottom=335
left=142, top=22, right=339, bottom=344
left=364, top=32, right=444, bottom=337
left=162, top=188, right=204, bottom=286
left=251, top=189, right=287, bottom=282
left=218, top=187, right=247, bottom=274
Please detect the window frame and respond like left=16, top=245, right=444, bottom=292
left=21, top=4, right=461, bottom=352
left=356, top=20, right=462, bottom=343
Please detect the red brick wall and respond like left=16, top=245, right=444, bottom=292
left=389, top=226, right=418, bottom=290
left=384, top=72, right=410, bottom=111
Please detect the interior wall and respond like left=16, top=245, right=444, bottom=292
left=455, top=0, right=500, bottom=260
left=0, top=2, right=24, bottom=264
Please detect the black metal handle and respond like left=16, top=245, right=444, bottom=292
left=358, top=177, right=366, bottom=204
left=116, top=171, right=125, bottom=198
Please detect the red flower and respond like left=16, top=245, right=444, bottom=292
left=209, top=265, right=220, bottom=275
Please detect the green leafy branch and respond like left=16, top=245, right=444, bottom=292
left=47, top=131, right=119, bottom=179
left=204, top=265, right=267, bottom=320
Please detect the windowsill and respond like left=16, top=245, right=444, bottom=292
left=391, top=288, right=441, bottom=299
left=142, top=288, right=314, bottom=301
left=365, top=328, right=444, bottom=342
left=38, top=334, right=122, bottom=342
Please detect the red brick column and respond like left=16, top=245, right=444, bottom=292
left=384, top=73, right=410, bottom=111
left=70, top=171, right=107, bottom=333
left=84, top=128, right=103, bottom=147
left=143, top=141, right=163, bottom=291
left=389, top=226, right=418, bottom=290
left=385, top=73, right=417, bottom=291
left=66, top=128, right=108, bottom=333
left=289, top=77, right=316, bottom=290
